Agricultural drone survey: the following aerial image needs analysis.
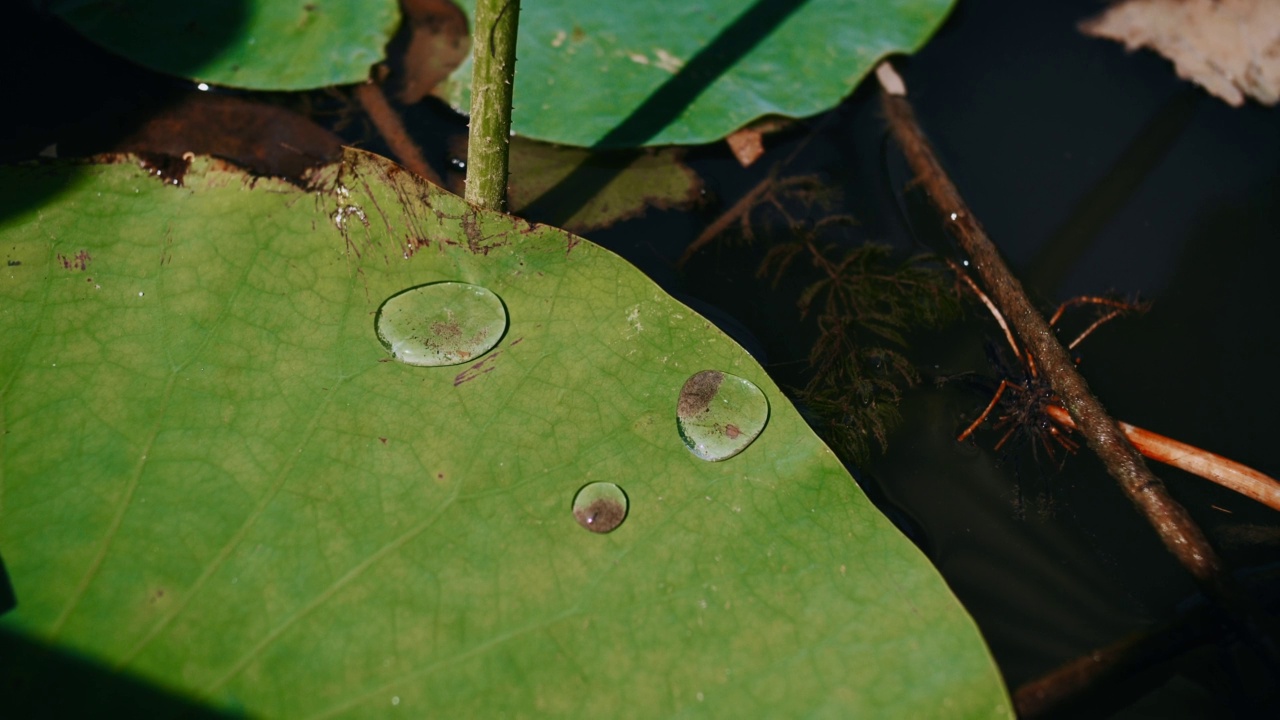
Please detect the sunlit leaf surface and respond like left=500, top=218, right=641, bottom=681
left=442, top=0, right=957, bottom=147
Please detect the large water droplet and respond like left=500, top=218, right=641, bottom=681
left=676, top=370, right=769, bottom=461
left=572, top=482, right=628, bottom=533
left=375, top=282, right=507, bottom=367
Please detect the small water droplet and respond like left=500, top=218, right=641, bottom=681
left=375, top=282, right=507, bottom=367
left=676, top=370, right=769, bottom=461
left=572, top=482, right=628, bottom=533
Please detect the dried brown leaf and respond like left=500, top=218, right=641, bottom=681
left=724, top=117, right=794, bottom=168
left=1081, top=0, right=1280, bottom=107
left=111, top=94, right=343, bottom=182
left=726, top=127, right=765, bottom=167
left=396, top=0, right=471, bottom=104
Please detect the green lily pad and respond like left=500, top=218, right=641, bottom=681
left=441, top=0, right=957, bottom=147
left=0, top=149, right=1010, bottom=717
left=39, top=0, right=400, bottom=90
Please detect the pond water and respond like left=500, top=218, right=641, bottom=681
left=5, top=0, right=1278, bottom=716
left=587, top=2, right=1280, bottom=715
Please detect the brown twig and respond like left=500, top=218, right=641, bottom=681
left=1044, top=404, right=1280, bottom=513
left=951, top=256, right=1280, bottom=511
left=876, top=61, right=1273, bottom=643
left=1014, top=563, right=1280, bottom=718
left=353, top=81, right=442, bottom=186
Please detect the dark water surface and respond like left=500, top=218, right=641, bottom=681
left=608, top=1, right=1280, bottom=715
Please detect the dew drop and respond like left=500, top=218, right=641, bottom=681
left=572, top=482, right=628, bottom=533
left=676, top=370, right=769, bottom=461
left=375, top=282, right=507, bottom=367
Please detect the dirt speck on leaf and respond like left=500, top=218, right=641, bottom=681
left=135, top=152, right=192, bottom=186
left=56, top=250, right=91, bottom=271
left=574, top=498, right=626, bottom=533
left=678, top=370, right=724, bottom=419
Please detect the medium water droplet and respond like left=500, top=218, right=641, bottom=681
left=676, top=370, right=769, bottom=461
left=572, top=482, right=628, bottom=533
left=375, top=282, right=507, bottom=367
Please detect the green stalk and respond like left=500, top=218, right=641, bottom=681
left=465, top=0, right=521, bottom=212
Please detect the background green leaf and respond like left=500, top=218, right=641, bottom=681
left=0, top=150, right=1010, bottom=717
left=441, top=0, right=957, bottom=147
left=40, top=0, right=400, bottom=90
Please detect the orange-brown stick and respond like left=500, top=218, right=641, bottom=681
left=1045, top=404, right=1280, bottom=513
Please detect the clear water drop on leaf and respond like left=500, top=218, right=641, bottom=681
left=375, top=282, right=507, bottom=366
left=677, top=370, right=769, bottom=461
left=572, top=482, right=629, bottom=533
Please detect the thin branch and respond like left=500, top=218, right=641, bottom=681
left=677, top=165, right=778, bottom=268
left=1014, top=563, right=1280, bottom=718
left=947, top=258, right=1021, bottom=365
left=876, top=61, right=1274, bottom=641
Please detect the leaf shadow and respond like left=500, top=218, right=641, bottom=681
left=0, top=550, right=13, bottom=616
left=0, top=626, right=244, bottom=719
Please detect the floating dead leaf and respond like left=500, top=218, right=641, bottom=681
left=725, top=117, right=794, bottom=168
left=393, top=0, right=471, bottom=105
left=106, top=93, right=344, bottom=182
left=507, top=137, right=702, bottom=234
left=1081, top=0, right=1280, bottom=107
left=726, top=128, right=765, bottom=167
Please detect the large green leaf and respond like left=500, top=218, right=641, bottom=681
left=0, top=150, right=1010, bottom=717
left=441, top=0, right=956, bottom=147
left=40, top=0, right=400, bottom=90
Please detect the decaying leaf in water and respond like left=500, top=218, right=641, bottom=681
left=726, top=127, right=766, bottom=168
left=392, top=0, right=471, bottom=105
left=1080, top=0, right=1280, bottom=107
left=506, top=136, right=702, bottom=233
left=724, top=117, right=792, bottom=168
left=111, top=94, right=344, bottom=182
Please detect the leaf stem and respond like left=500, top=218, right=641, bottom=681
left=465, top=0, right=521, bottom=211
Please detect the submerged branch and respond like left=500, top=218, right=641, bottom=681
left=353, top=81, right=441, bottom=186
left=677, top=165, right=779, bottom=268
left=876, top=62, right=1273, bottom=639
